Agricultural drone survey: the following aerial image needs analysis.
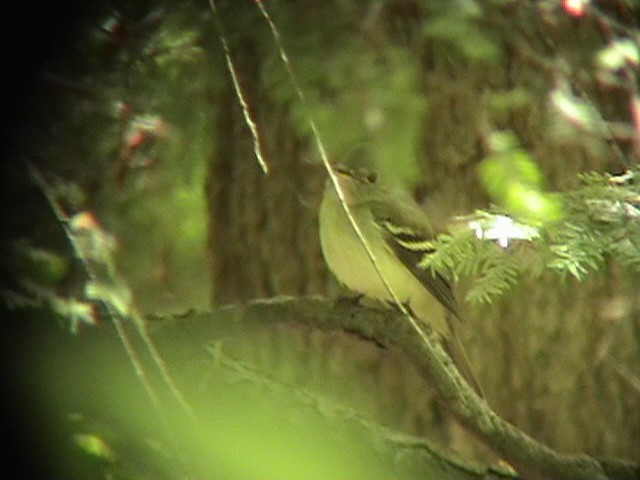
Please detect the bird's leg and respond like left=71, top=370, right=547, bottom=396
left=335, top=291, right=366, bottom=306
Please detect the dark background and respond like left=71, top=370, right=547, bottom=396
left=2, top=5, right=87, bottom=479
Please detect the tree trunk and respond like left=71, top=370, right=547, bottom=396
left=206, top=36, right=327, bottom=305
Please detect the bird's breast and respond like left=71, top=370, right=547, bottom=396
left=319, top=197, right=449, bottom=336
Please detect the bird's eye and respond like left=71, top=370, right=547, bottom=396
left=366, top=172, right=377, bottom=183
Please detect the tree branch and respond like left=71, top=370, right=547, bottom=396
left=147, top=296, right=640, bottom=480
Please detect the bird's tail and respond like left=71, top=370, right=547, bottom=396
left=443, top=331, right=484, bottom=398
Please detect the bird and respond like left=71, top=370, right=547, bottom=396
left=319, top=164, right=483, bottom=395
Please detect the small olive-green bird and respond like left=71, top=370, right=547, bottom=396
left=319, top=165, right=482, bottom=395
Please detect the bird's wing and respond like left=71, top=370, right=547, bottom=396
left=370, top=199, right=460, bottom=319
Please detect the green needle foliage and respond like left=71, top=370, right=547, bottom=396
left=422, top=168, right=640, bottom=306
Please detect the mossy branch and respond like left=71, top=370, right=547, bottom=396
left=147, top=297, right=639, bottom=480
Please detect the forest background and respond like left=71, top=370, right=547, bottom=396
left=2, top=1, right=640, bottom=479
